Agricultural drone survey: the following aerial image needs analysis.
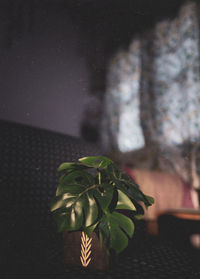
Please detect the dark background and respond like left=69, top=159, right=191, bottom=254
left=0, top=0, right=184, bottom=138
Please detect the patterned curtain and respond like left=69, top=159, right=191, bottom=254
left=102, top=40, right=144, bottom=152
left=102, top=1, right=200, bottom=158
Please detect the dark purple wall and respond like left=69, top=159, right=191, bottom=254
left=0, top=3, right=91, bottom=137
left=0, top=0, right=181, bottom=138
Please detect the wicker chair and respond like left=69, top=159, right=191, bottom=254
left=0, top=120, right=199, bottom=279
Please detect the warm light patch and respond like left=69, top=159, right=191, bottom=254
left=80, top=231, right=92, bottom=267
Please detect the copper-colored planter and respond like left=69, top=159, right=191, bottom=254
left=63, top=231, right=109, bottom=270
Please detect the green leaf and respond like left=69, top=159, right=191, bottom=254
left=109, top=222, right=128, bottom=254
left=134, top=214, right=144, bottom=220
left=56, top=170, right=95, bottom=196
left=94, top=183, right=114, bottom=211
left=83, top=192, right=98, bottom=227
left=118, top=171, right=139, bottom=188
left=114, top=179, right=150, bottom=206
left=57, top=162, right=89, bottom=172
left=100, top=211, right=134, bottom=254
left=79, top=156, right=113, bottom=169
left=145, top=195, right=154, bottom=206
left=108, top=187, right=118, bottom=212
left=62, top=170, right=95, bottom=186
left=56, top=185, right=85, bottom=197
left=70, top=204, right=83, bottom=230
left=114, top=174, right=154, bottom=208
left=54, top=210, right=69, bottom=232
left=110, top=211, right=135, bottom=238
left=53, top=206, right=83, bottom=232
left=84, top=222, right=98, bottom=238
left=98, top=214, right=110, bottom=239
left=51, top=184, right=99, bottom=232
left=99, top=230, right=104, bottom=248
left=50, top=193, right=76, bottom=212
left=115, top=190, right=136, bottom=211
left=132, top=202, right=145, bottom=216
left=99, top=164, right=119, bottom=183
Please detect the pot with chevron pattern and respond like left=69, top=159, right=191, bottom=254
left=50, top=156, right=154, bottom=270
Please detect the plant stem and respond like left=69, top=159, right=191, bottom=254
left=98, top=171, right=101, bottom=185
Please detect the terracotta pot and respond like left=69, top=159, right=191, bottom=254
left=63, top=231, right=110, bottom=270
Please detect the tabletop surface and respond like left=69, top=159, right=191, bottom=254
left=162, top=208, right=200, bottom=221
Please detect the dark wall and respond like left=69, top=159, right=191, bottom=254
left=0, top=1, right=91, bottom=137
left=0, top=0, right=185, bottom=138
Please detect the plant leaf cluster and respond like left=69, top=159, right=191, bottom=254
left=50, top=156, right=154, bottom=254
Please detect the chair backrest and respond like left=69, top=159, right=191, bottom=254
left=0, top=120, right=101, bottom=228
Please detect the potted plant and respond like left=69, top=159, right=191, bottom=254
left=50, top=156, right=154, bottom=270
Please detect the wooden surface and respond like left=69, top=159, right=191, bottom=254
left=147, top=209, right=200, bottom=236
left=161, top=208, right=200, bottom=221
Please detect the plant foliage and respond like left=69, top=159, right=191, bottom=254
left=50, top=156, right=154, bottom=254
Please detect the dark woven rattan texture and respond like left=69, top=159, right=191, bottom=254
left=0, top=120, right=199, bottom=279
left=0, top=120, right=100, bottom=220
